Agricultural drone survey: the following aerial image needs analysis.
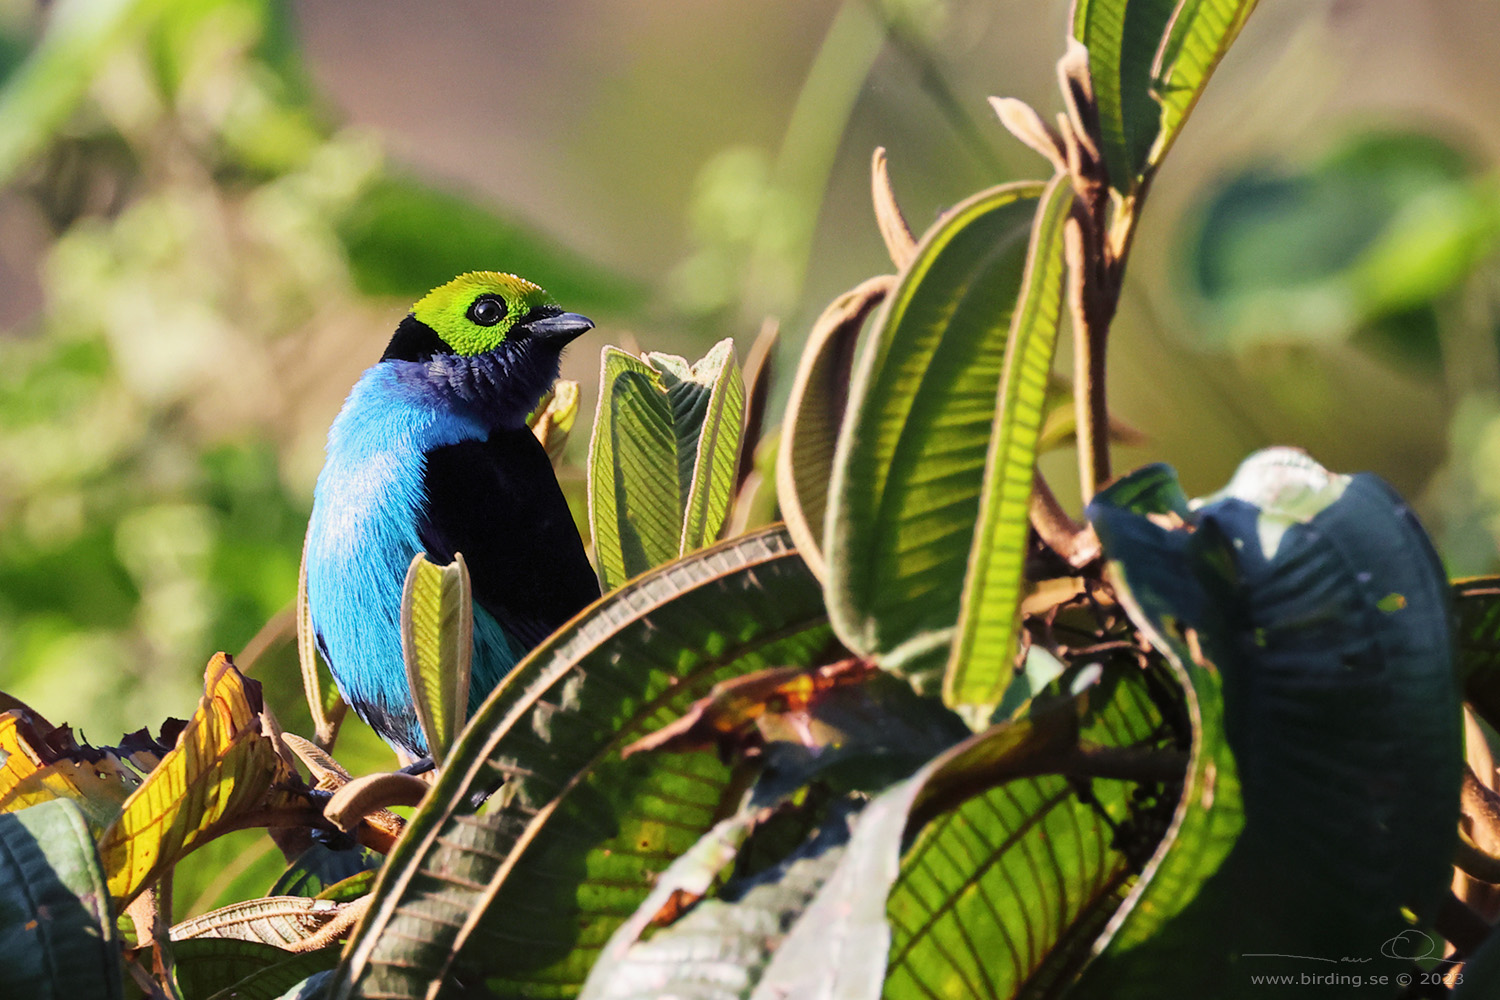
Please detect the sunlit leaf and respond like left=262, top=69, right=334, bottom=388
left=0, top=704, right=141, bottom=830
left=588, top=339, right=745, bottom=589
left=96, top=653, right=305, bottom=908
left=1071, top=0, right=1177, bottom=192
left=752, top=694, right=1085, bottom=999
left=0, top=798, right=121, bottom=1000
left=530, top=380, right=581, bottom=465
left=1151, top=0, right=1262, bottom=169
left=825, top=182, right=1043, bottom=687
left=883, top=667, right=1175, bottom=1000
left=945, top=174, right=1074, bottom=711
left=776, top=275, right=892, bottom=582
left=401, top=552, right=474, bottom=765
left=171, top=896, right=350, bottom=948
left=1077, top=450, right=1460, bottom=997
left=334, top=526, right=836, bottom=1000
left=298, top=528, right=347, bottom=750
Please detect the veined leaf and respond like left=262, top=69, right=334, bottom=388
left=1077, top=450, right=1460, bottom=997
left=751, top=688, right=1090, bottom=999
left=171, top=938, right=337, bottom=1000
left=777, top=275, right=893, bottom=582
left=333, top=526, right=835, bottom=1000
left=580, top=804, right=857, bottom=1000
left=171, top=896, right=350, bottom=948
left=96, top=654, right=303, bottom=909
left=588, top=339, right=745, bottom=590
left=1071, top=0, right=1178, bottom=192
left=0, top=798, right=121, bottom=1000
left=1150, top=0, right=1261, bottom=170
left=401, top=552, right=474, bottom=765
left=945, top=174, right=1074, bottom=711
left=530, top=379, right=581, bottom=464
left=884, top=666, right=1177, bottom=1000
left=825, top=182, right=1043, bottom=687
left=298, top=526, right=347, bottom=750
left=0, top=705, right=141, bottom=830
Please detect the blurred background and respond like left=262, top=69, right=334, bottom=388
left=0, top=0, right=1497, bottom=910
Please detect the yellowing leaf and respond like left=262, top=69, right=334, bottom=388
left=401, top=552, right=473, bottom=765
left=530, top=379, right=581, bottom=464
left=0, top=708, right=140, bottom=831
left=97, top=653, right=303, bottom=908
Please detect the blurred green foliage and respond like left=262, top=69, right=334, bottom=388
left=1, top=0, right=1499, bottom=925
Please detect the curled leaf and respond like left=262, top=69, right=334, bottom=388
left=97, top=654, right=308, bottom=909
left=323, top=772, right=427, bottom=834
left=529, top=379, right=581, bottom=464
left=872, top=147, right=917, bottom=270
left=776, top=274, right=893, bottom=582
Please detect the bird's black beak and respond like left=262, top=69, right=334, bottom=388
left=522, top=310, right=594, bottom=342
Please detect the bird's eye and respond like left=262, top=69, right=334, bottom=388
left=467, top=295, right=506, bottom=327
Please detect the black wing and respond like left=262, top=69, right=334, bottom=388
left=418, top=426, right=600, bottom=649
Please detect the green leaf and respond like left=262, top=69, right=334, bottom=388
left=883, top=667, right=1175, bottom=1000
left=171, top=938, right=337, bottom=1000
left=333, top=526, right=835, bottom=1000
left=825, top=182, right=1043, bottom=688
left=776, top=275, right=892, bottom=582
left=337, top=173, right=647, bottom=316
left=1152, top=0, right=1262, bottom=170
left=400, top=552, right=474, bottom=765
left=267, top=844, right=380, bottom=900
left=944, top=174, right=1074, bottom=711
left=0, top=0, right=158, bottom=187
left=749, top=678, right=1159, bottom=1000
left=579, top=805, right=855, bottom=1000
left=0, top=799, right=121, bottom=1000
left=588, top=340, right=745, bottom=590
left=1071, top=0, right=1178, bottom=192
left=1078, top=450, right=1461, bottom=997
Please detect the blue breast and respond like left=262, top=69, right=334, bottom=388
left=305, top=364, right=524, bottom=756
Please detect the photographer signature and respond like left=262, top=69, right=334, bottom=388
left=1242, top=929, right=1459, bottom=965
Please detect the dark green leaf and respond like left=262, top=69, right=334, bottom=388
left=171, top=938, right=337, bottom=1000
left=0, top=798, right=121, bottom=1000
left=1078, top=450, right=1461, bottom=997
left=267, top=844, right=381, bottom=900
left=333, top=526, right=836, bottom=1000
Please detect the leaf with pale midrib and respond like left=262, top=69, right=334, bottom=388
left=333, top=526, right=835, bottom=1000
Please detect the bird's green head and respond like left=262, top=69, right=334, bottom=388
left=381, top=271, right=594, bottom=426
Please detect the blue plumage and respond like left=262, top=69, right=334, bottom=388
left=305, top=272, right=599, bottom=759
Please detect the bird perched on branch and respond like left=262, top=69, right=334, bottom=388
left=305, top=272, right=600, bottom=759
